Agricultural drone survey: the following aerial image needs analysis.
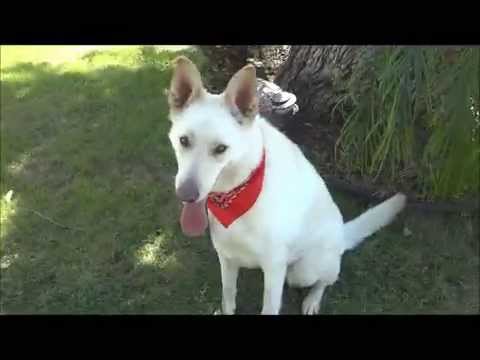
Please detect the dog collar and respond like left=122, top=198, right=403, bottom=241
left=207, top=149, right=266, bottom=228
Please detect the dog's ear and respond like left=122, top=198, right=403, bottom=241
left=167, top=56, right=204, bottom=113
left=224, top=64, right=258, bottom=122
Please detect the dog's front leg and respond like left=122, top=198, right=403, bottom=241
left=218, top=255, right=239, bottom=315
left=261, top=262, right=287, bottom=315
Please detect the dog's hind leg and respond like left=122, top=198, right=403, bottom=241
left=287, top=248, right=342, bottom=315
left=302, top=280, right=327, bottom=315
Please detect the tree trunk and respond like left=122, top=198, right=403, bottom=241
left=198, top=45, right=291, bottom=91
left=199, top=45, right=379, bottom=122
left=275, top=45, right=375, bottom=122
left=197, top=46, right=249, bottom=92
left=198, top=45, right=378, bottom=130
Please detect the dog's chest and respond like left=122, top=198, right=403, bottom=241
left=209, top=220, right=265, bottom=268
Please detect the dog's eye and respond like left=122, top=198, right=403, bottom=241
left=179, top=136, right=190, bottom=148
left=213, top=144, right=228, bottom=155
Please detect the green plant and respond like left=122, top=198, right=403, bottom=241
left=334, top=47, right=480, bottom=200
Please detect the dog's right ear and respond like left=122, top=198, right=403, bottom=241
left=167, top=56, right=204, bottom=113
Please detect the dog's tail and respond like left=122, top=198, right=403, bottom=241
left=343, top=193, right=407, bottom=251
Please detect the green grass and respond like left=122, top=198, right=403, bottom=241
left=1, top=46, right=478, bottom=314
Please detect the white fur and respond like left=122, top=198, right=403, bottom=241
left=168, top=61, right=406, bottom=315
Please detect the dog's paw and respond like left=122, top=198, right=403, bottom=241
left=213, top=307, right=236, bottom=315
left=302, top=296, right=321, bottom=315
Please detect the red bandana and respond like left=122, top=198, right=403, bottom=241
left=207, top=150, right=266, bottom=228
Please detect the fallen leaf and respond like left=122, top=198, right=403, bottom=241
left=403, top=227, right=413, bottom=237
left=4, top=190, right=14, bottom=202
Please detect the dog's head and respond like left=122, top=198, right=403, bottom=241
left=167, top=56, right=259, bottom=203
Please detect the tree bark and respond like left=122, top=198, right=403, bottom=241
left=196, top=46, right=249, bottom=93
left=197, top=45, right=290, bottom=91
left=275, top=45, right=375, bottom=122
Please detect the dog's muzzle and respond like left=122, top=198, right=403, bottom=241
left=176, top=178, right=200, bottom=203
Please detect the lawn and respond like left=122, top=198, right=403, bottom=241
left=1, top=45, right=478, bottom=314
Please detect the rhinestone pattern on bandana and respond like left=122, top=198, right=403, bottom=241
left=207, top=150, right=266, bottom=228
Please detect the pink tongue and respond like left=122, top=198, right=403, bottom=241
left=180, top=199, right=208, bottom=237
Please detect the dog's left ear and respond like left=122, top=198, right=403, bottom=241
left=224, top=64, right=258, bottom=123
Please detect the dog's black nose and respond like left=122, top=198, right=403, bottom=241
left=176, top=179, right=199, bottom=203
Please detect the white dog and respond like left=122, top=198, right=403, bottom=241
left=167, top=56, right=406, bottom=315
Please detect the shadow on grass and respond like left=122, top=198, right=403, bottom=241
left=1, top=47, right=478, bottom=314
left=0, top=47, right=227, bottom=314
